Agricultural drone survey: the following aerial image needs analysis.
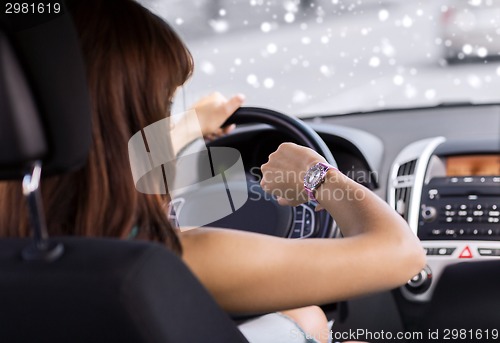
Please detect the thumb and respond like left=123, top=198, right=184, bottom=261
left=225, top=93, right=246, bottom=114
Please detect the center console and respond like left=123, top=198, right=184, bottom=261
left=389, top=138, right=500, bottom=302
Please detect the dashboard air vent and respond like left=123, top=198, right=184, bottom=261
left=388, top=137, right=445, bottom=234
left=393, top=159, right=417, bottom=220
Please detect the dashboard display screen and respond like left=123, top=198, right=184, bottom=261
left=446, top=155, right=500, bottom=176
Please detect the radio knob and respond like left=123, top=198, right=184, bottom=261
left=405, top=265, right=432, bottom=294
left=421, top=206, right=437, bottom=222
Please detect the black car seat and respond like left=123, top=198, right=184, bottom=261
left=0, top=4, right=249, bottom=343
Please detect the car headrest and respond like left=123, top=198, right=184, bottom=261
left=0, top=3, right=91, bottom=179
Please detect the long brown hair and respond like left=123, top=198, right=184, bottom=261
left=0, top=0, right=193, bottom=254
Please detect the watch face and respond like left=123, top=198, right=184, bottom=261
left=304, top=165, right=324, bottom=188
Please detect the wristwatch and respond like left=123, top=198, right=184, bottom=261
left=303, top=162, right=335, bottom=202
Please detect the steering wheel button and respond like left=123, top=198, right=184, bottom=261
left=295, top=207, right=304, bottom=219
left=304, top=206, right=314, bottom=217
left=303, top=225, right=313, bottom=237
left=289, top=220, right=304, bottom=237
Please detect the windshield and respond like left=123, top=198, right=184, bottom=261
left=140, top=0, right=500, bottom=117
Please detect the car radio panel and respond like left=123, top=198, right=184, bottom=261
left=418, top=176, right=500, bottom=241
left=417, top=154, right=500, bottom=241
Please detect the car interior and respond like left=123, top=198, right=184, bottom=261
left=1, top=1, right=500, bottom=342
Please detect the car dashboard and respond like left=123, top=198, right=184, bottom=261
left=213, top=103, right=500, bottom=332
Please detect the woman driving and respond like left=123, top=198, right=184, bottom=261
left=0, top=1, right=425, bottom=342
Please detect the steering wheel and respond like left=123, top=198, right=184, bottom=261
left=225, top=107, right=337, bottom=165
left=173, top=107, right=337, bottom=239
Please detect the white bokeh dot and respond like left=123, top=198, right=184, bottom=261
left=425, top=89, right=436, bottom=100
left=267, top=43, right=278, bottom=54
left=200, top=61, right=215, bottom=75
left=378, top=9, right=389, bottom=22
left=263, top=78, right=274, bottom=88
left=462, top=44, right=473, bottom=54
left=369, top=56, right=381, bottom=67
left=477, top=47, right=488, bottom=58
left=246, top=74, right=258, bottom=85
left=261, top=22, right=272, bottom=33
left=284, top=12, right=295, bottom=23
left=393, top=75, right=404, bottom=86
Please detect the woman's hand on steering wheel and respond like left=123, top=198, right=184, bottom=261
left=190, top=92, right=245, bottom=140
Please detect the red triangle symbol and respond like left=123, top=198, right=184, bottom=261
left=459, top=246, right=473, bottom=258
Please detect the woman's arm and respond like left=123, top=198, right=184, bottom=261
left=180, top=143, right=426, bottom=314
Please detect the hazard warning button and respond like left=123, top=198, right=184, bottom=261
left=459, top=246, right=473, bottom=259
